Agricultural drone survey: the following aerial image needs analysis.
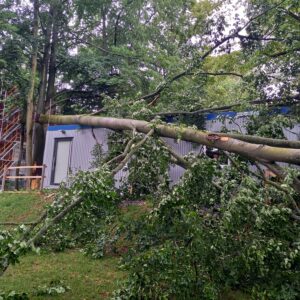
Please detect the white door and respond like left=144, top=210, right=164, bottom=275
left=52, top=139, right=72, bottom=184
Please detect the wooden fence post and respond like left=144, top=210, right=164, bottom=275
left=40, top=164, right=46, bottom=191
left=1, top=166, right=7, bottom=192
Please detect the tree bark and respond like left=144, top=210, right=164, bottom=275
left=15, top=123, right=25, bottom=190
left=46, top=3, right=59, bottom=110
left=37, top=20, right=51, bottom=114
left=33, top=16, right=52, bottom=166
left=25, top=0, right=39, bottom=188
left=38, top=114, right=300, bottom=165
left=214, top=132, right=300, bottom=149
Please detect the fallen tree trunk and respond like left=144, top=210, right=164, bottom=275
left=215, top=132, right=300, bottom=149
left=38, top=114, right=300, bottom=165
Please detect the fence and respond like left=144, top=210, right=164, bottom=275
left=1, top=165, right=47, bottom=192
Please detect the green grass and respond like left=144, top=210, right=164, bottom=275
left=0, top=251, right=125, bottom=299
left=119, top=202, right=150, bottom=222
left=0, top=193, right=248, bottom=299
left=0, top=192, right=126, bottom=299
left=0, top=192, right=47, bottom=224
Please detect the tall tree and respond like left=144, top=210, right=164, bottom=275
left=32, top=0, right=70, bottom=165
left=25, top=0, right=39, bottom=174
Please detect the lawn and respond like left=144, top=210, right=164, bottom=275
left=0, top=251, right=125, bottom=299
left=0, top=192, right=49, bottom=225
left=0, top=192, right=248, bottom=299
left=0, top=192, right=126, bottom=299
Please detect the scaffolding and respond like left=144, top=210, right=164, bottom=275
left=0, top=87, right=22, bottom=178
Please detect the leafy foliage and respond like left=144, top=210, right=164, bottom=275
left=0, top=226, right=32, bottom=273
left=90, top=143, right=106, bottom=169
left=35, top=280, right=70, bottom=296
left=247, top=109, right=297, bottom=139
left=97, top=131, right=171, bottom=199
left=111, top=159, right=300, bottom=299
left=1, top=1, right=300, bottom=299
left=123, top=136, right=171, bottom=199
left=41, top=167, right=119, bottom=251
left=0, top=291, right=29, bottom=300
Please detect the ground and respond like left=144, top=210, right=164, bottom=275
left=0, top=192, right=48, bottom=225
left=0, top=191, right=248, bottom=299
left=1, top=251, right=124, bottom=299
left=0, top=192, right=125, bottom=299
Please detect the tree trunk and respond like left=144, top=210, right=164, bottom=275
left=15, top=123, right=25, bottom=190
left=25, top=0, right=39, bottom=188
left=46, top=4, right=58, bottom=110
left=33, top=17, right=52, bottom=166
left=38, top=114, right=300, bottom=165
left=33, top=123, right=45, bottom=166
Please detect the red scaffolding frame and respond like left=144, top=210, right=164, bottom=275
left=0, top=88, right=22, bottom=178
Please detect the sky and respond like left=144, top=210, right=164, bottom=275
left=191, top=0, right=247, bottom=52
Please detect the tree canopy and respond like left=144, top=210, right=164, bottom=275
left=1, top=0, right=298, bottom=116
left=1, top=0, right=300, bottom=299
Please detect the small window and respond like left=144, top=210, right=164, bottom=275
left=51, top=138, right=73, bottom=185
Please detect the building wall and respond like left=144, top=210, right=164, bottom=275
left=43, top=125, right=205, bottom=189
left=163, top=137, right=204, bottom=185
left=206, top=113, right=300, bottom=141
left=205, top=112, right=251, bottom=133
left=43, top=125, right=112, bottom=188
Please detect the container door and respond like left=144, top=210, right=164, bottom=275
left=51, top=138, right=72, bottom=185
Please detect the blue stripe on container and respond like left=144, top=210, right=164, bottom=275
left=276, top=106, right=290, bottom=114
left=48, top=125, right=82, bottom=131
left=205, top=111, right=237, bottom=120
left=47, top=124, right=104, bottom=131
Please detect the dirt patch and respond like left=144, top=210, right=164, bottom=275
left=119, top=200, right=146, bottom=207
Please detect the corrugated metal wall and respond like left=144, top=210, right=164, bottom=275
left=43, top=126, right=205, bottom=188
left=43, top=126, right=112, bottom=188
left=283, top=125, right=300, bottom=141
left=163, top=137, right=204, bottom=185
left=205, top=112, right=251, bottom=133
left=206, top=114, right=300, bottom=141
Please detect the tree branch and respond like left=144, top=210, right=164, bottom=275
left=75, top=38, right=140, bottom=60
left=153, top=94, right=300, bottom=117
left=159, top=138, right=191, bottom=169
left=187, top=71, right=244, bottom=78
left=281, top=9, right=300, bottom=23
left=27, top=196, right=83, bottom=246
left=223, top=152, right=300, bottom=212
left=139, top=1, right=286, bottom=101
left=258, top=160, right=300, bottom=194
left=267, top=47, right=300, bottom=58
left=255, top=161, right=300, bottom=214
left=214, top=132, right=300, bottom=149
left=237, top=33, right=300, bottom=42
left=160, top=138, right=222, bottom=189
left=106, top=137, right=136, bottom=166
left=112, top=129, right=155, bottom=175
